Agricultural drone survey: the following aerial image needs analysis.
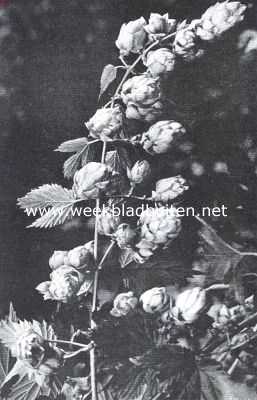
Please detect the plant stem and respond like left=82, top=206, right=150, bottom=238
left=90, top=140, right=107, bottom=400
left=47, top=339, right=89, bottom=348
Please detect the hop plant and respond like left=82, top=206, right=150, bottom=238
left=67, top=244, right=95, bottom=269
left=49, top=250, right=68, bottom=270
left=171, top=287, right=207, bottom=323
left=114, top=223, right=138, bottom=249
left=141, top=120, right=186, bottom=155
left=127, top=160, right=151, bottom=186
left=121, top=74, right=165, bottom=122
left=73, top=162, right=114, bottom=199
left=110, top=291, right=138, bottom=317
left=85, top=106, right=123, bottom=140
left=36, top=265, right=86, bottom=303
left=115, top=17, right=147, bottom=56
left=136, top=206, right=182, bottom=260
left=173, top=23, right=204, bottom=62
left=140, top=287, right=169, bottom=314
left=145, top=48, right=176, bottom=77
left=196, top=1, right=247, bottom=41
left=144, top=13, right=177, bottom=41
left=97, top=206, right=121, bottom=235
left=152, top=176, right=189, bottom=202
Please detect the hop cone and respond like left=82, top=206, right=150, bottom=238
left=196, top=1, right=247, bottom=41
left=141, top=120, right=186, bottom=155
left=121, top=74, right=165, bottom=123
left=136, top=206, right=181, bottom=260
left=145, top=48, right=176, bottom=77
left=85, top=106, right=123, bottom=140
left=173, top=23, right=204, bottom=62
left=98, top=206, right=121, bottom=235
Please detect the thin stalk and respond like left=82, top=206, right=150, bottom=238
left=46, top=339, right=88, bottom=348
left=90, top=140, right=107, bottom=400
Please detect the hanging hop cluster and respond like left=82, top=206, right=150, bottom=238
left=36, top=243, right=95, bottom=303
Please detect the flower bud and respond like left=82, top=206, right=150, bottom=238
left=127, top=160, right=151, bottom=186
left=172, top=287, right=206, bottom=323
left=145, top=13, right=177, bottom=41
left=73, top=162, right=113, bottom=200
left=140, top=287, right=169, bottom=314
left=67, top=245, right=94, bottom=269
left=114, top=223, right=138, bottom=249
left=36, top=265, right=84, bottom=303
left=136, top=206, right=181, bottom=261
left=173, top=24, right=204, bottom=62
left=85, top=106, right=123, bottom=140
left=145, top=48, right=176, bottom=77
left=110, top=291, right=138, bottom=317
left=116, top=17, right=147, bottom=56
left=152, top=175, right=189, bottom=202
left=98, top=207, right=121, bottom=235
left=121, top=74, right=165, bottom=123
left=141, top=120, right=186, bottom=155
left=196, top=1, right=247, bottom=41
left=49, top=250, right=68, bottom=270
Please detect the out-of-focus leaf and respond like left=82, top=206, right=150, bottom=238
left=196, top=217, right=247, bottom=301
left=55, top=137, right=88, bottom=153
left=98, top=64, right=117, bottom=100
left=200, top=365, right=257, bottom=400
left=111, top=346, right=200, bottom=400
left=17, top=184, right=75, bottom=210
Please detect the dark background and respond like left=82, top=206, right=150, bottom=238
left=0, top=0, right=257, bottom=318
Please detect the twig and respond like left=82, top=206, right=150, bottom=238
left=46, top=339, right=89, bottom=348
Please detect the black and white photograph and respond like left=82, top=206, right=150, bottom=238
left=1, top=0, right=257, bottom=399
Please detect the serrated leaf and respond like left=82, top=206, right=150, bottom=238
left=28, top=204, right=74, bottom=229
left=119, top=248, right=135, bottom=269
left=17, top=184, right=75, bottom=210
left=98, top=64, right=117, bottom=100
left=1, top=361, right=61, bottom=400
left=55, top=137, right=88, bottom=153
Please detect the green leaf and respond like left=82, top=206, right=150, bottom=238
left=17, top=184, right=75, bottom=210
left=98, top=64, right=117, bottom=100
left=55, top=137, right=88, bottom=153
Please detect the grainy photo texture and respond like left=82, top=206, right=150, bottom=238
left=1, top=0, right=257, bottom=399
